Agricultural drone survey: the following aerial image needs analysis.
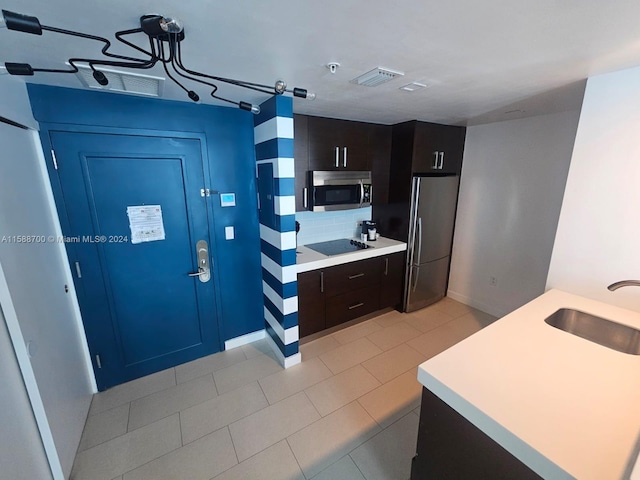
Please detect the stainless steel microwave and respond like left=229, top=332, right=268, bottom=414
left=306, top=171, right=372, bottom=211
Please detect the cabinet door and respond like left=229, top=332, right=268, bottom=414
left=297, top=270, right=326, bottom=338
left=380, top=252, right=405, bottom=309
left=437, top=125, right=465, bottom=174
left=341, top=121, right=372, bottom=171
left=370, top=124, right=392, bottom=205
left=411, top=122, right=442, bottom=174
left=294, top=115, right=309, bottom=211
left=308, top=116, right=346, bottom=170
left=412, top=122, right=465, bottom=175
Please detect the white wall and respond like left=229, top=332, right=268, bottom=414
left=448, top=110, right=581, bottom=317
left=0, top=305, right=52, bottom=480
left=547, top=65, right=640, bottom=311
left=0, top=77, right=94, bottom=478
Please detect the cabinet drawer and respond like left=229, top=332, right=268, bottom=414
left=323, top=257, right=382, bottom=297
left=326, top=285, right=380, bottom=328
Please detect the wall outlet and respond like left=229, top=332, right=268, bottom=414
left=490, top=276, right=498, bottom=286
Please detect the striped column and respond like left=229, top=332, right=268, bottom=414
left=254, top=96, right=301, bottom=368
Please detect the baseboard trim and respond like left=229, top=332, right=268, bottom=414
left=224, top=329, right=266, bottom=350
left=264, top=331, right=302, bottom=369
left=446, top=290, right=510, bottom=319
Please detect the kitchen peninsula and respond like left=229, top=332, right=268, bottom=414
left=413, top=289, right=640, bottom=479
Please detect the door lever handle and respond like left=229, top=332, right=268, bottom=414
left=188, top=268, right=207, bottom=277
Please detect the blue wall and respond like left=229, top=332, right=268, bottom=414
left=27, top=84, right=264, bottom=344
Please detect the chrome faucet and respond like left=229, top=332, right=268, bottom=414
left=608, top=280, right=640, bottom=291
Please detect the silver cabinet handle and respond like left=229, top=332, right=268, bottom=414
left=433, top=151, right=439, bottom=169
left=439, top=151, right=444, bottom=169
left=349, top=302, right=365, bottom=310
left=343, top=147, right=347, bottom=167
left=384, top=258, right=389, bottom=276
left=320, top=271, right=324, bottom=293
left=348, top=273, right=365, bottom=279
left=303, top=187, right=308, bottom=209
left=75, top=261, right=82, bottom=279
left=335, top=146, right=339, bottom=167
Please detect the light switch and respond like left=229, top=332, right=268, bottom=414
left=225, top=226, right=235, bottom=240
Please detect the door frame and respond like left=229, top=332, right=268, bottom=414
left=38, top=123, right=225, bottom=387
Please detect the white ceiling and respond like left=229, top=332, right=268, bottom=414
left=2, top=0, right=640, bottom=125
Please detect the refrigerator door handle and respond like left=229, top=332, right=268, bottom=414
left=415, top=217, right=423, bottom=265
left=412, top=265, right=420, bottom=292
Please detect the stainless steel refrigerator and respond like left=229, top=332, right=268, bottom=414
left=404, top=175, right=460, bottom=312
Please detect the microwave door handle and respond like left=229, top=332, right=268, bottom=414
left=359, top=181, right=365, bottom=207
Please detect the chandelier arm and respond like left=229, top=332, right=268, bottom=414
left=170, top=37, right=258, bottom=112
left=158, top=40, right=196, bottom=100
left=174, top=41, right=274, bottom=95
left=114, top=28, right=155, bottom=58
left=41, top=25, right=152, bottom=65
left=169, top=41, right=218, bottom=90
left=67, top=57, right=157, bottom=71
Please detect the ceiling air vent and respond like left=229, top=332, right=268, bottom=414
left=75, top=65, right=164, bottom=97
left=350, top=67, right=404, bottom=87
left=399, top=82, right=429, bottom=92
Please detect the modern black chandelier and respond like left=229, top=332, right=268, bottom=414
left=0, top=10, right=316, bottom=114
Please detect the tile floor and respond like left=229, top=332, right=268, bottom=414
left=71, top=297, right=497, bottom=480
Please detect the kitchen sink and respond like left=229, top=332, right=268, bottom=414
left=545, top=308, right=640, bottom=355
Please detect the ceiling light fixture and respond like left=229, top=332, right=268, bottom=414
left=350, top=67, right=404, bottom=87
left=0, top=10, right=316, bottom=114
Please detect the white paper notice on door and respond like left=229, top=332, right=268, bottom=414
left=127, top=205, right=165, bottom=244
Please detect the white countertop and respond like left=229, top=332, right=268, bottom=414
left=296, top=236, right=407, bottom=273
left=417, top=289, right=640, bottom=480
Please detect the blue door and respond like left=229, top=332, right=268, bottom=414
left=49, top=131, right=221, bottom=390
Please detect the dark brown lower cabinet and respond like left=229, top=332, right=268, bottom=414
left=380, top=252, right=405, bottom=309
left=411, top=388, right=542, bottom=480
left=297, top=252, right=405, bottom=338
left=297, top=270, right=326, bottom=338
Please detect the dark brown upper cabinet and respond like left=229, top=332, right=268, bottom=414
left=307, top=116, right=372, bottom=171
left=413, top=121, right=465, bottom=174
left=294, top=115, right=392, bottom=211
left=369, top=124, right=392, bottom=206
left=402, top=121, right=466, bottom=175
left=294, top=115, right=309, bottom=212
left=388, top=121, right=466, bottom=205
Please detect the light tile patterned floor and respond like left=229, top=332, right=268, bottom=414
left=71, top=298, right=497, bottom=480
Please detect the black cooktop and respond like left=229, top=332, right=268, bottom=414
left=305, top=238, right=372, bottom=256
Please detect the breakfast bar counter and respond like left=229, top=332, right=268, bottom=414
left=416, top=289, right=640, bottom=479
